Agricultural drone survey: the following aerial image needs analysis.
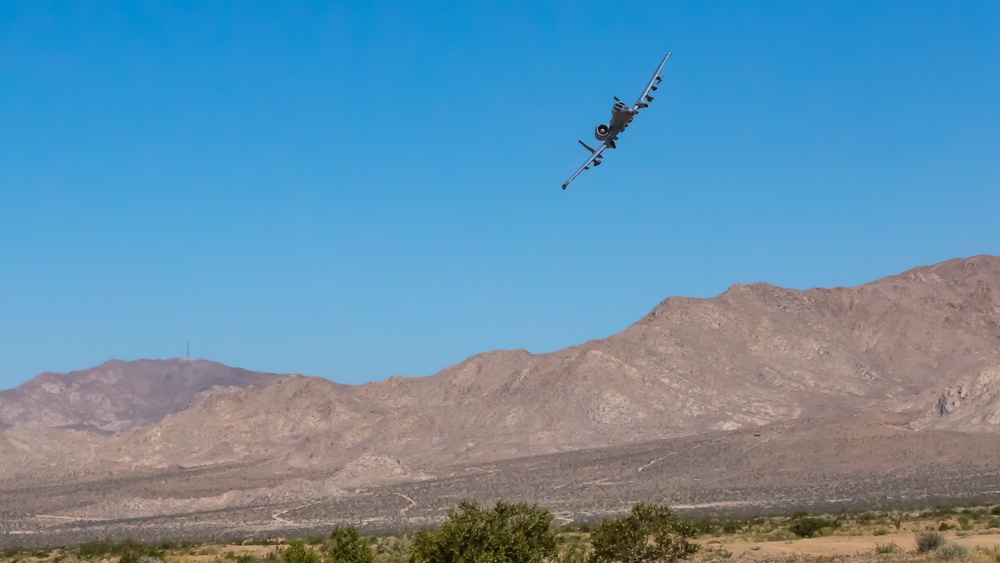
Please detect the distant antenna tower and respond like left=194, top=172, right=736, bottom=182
left=186, top=339, right=190, bottom=359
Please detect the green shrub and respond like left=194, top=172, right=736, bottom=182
left=992, top=506, right=1000, bottom=516
left=916, top=531, right=945, bottom=554
left=684, top=517, right=718, bottom=535
left=588, top=503, right=698, bottom=563
left=988, top=518, right=1000, bottom=529
left=873, top=527, right=889, bottom=536
left=958, top=516, right=972, bottom=530
left=939, top=522, right=954, bottom=531
left=934, top=543, right=969, bottom=560
left=410, top=500, right=556, bottom=563
left=721, top=520, right=741, bottom=534
left=281, top=541, right=319, bottom=563
left=325, top=527, right=373, bottom=563
left=788, top=518, right=838, bottom=539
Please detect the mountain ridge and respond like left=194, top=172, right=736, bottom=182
left=2, top=255, right=998, bottom=481
left=0, top=358, right=277, bottom=432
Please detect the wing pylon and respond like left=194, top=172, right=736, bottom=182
left=635, top=52, right=670, bottom=109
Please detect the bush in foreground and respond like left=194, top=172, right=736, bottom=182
left=588, top=503, right=698, bottom=563
left=915, top=531, right=945, bottom=554
left=281, top=541, right=320, bottom=563
left=933, top=542, right=969, bottom=560
left=326, top=527, right=373, bottom=563
left=409, top=500, right=556, bottom=563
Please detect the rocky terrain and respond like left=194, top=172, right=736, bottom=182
left=1, top=254, right=999, bottom=545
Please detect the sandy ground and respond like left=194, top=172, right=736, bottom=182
left=700, top=530, right=1000, bottom=561
left=166, top=532, right=1000, bottom=562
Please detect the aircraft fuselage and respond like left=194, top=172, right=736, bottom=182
left=605, top=100, right=638, bottom=146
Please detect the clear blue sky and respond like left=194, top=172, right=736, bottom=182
left=2, top=1, right=999, bottom=389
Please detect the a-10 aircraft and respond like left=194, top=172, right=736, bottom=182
left=561, top=53, right=671, bottom=190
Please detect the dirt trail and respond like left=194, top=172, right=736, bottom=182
left=394, top=492, right=416, bottom=515
left=270, top=501, right=320, bottom=526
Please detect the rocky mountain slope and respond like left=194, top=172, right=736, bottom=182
left=1, top=255, right=998, bottom=502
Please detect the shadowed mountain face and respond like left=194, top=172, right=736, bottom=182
left=0, top=359, right=276, bottom=432
left=1, top=256, right=999, bottom=541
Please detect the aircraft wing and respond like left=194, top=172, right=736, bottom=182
left=562, top=140, right=609, bottom=190
left=634, top=52, right=671, bottom=109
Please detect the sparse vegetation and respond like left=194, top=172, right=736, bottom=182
left=76, top=538, right=164, bottom=561
left=12, top=502, right=1000, bottom=563
left=874, top=541, right=897, bottom=554
left=788, top=517, right=839, bottom=538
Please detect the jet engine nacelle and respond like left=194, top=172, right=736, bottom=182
left=594, top=124, right=610, bottom=141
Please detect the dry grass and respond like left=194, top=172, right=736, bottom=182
left=4, top=506, right=1000, bottom=563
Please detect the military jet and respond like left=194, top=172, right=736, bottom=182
left=561, top=53, right=671, bottom=190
